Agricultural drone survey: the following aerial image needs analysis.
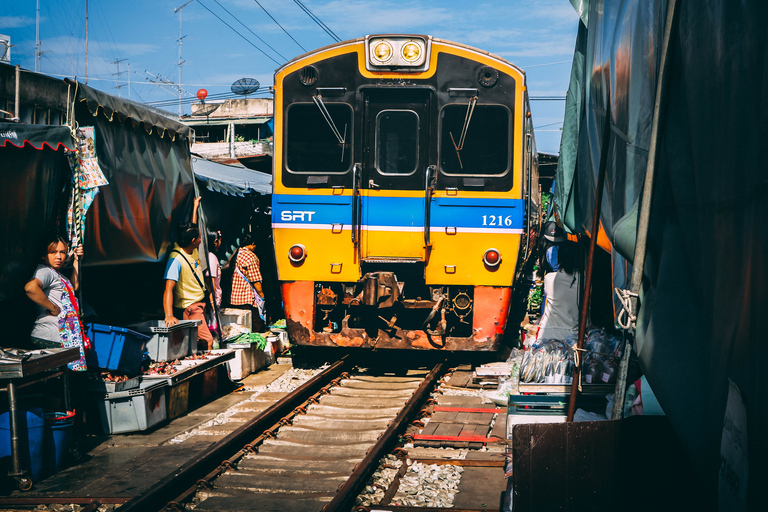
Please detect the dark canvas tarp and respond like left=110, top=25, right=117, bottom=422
left=73, top=82, right=195, bottom=266
left=556, top=0, right=768, bottom=505
left=0, top=124, right=74, bottom=338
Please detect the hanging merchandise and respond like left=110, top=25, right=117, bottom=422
left=66, top=126, right=108, bottom=246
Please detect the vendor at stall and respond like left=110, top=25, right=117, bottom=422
left=536, top=240, right=581, bottom=341
left=163, top=222, right=215, bottom=351
left=25, top=236, right=88, bottom=371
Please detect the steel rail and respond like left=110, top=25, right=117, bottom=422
left=323, top=360, right=446, bottom=512
left=117, top=356, right=350, bottom=512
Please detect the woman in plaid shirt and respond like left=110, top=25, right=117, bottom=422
left=230, top=234, right=265, bottom=332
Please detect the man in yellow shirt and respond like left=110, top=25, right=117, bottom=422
left=163, top=222, right=214, bottom=350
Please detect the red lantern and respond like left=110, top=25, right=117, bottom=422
left=197, top=89, right=208, bottom=101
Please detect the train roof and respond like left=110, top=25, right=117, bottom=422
left=275, top=35, right=526, bottom=78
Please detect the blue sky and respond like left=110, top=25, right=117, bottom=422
left=1, top=0, right=579, bottom=153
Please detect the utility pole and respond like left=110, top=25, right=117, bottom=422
left=113, top=58, right=127, bottom=97
left=34, top=1, right=50, bottom=72
left=85, top=0, right=89, bottom=84
left=35, top=0, right=40, bottom=72
left=174, top=1, right=193, bottom=116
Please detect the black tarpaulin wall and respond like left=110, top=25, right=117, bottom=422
left=73, top=82, right=195, bottom=266
left=69, top=82, right=197, bottom=323
left=556, top=0, right=768, bottom=504
left=0, top=129, right=74, bottom=340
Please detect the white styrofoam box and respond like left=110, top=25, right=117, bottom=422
left=251, top=346, right=266, bottom=373
left=226, top=343, right=253, bottom=381
left=220, top=308, right=252, bottom=328
left=96, top=380, right=168, bottom=434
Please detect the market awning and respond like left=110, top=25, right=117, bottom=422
left=0, top=122, right=75, bottom=151
left=69, top=80, right=193, bottom=142
left=192, top=155, right=272, bottom=195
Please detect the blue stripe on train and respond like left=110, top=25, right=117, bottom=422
left=272, top=194, right=524, bottom=229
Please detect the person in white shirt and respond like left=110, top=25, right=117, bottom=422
left=537, top=241, right=581, bottom=341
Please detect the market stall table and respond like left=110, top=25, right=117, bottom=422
left=0, top=347, right=80, bottom=490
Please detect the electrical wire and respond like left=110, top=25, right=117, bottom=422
left=197, top=0, right=281, bottom=66
left=253, top=0, right=307, bottom=53
left=293, top=0, right=341, bottom=42
left=211, top=0, right=287, bottom=62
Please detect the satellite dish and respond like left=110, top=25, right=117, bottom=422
left=231, top=78, right=260, bottom=98
left=192, top=103, right=220, bottom=117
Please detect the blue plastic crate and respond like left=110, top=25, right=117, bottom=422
left=86, top=324, right=150, bottom=375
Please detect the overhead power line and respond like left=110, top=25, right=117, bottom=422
left=293, top=0, right=340, bottom=42
left=197, top=0, right=281, bottom=65
left=254, top=0, right=307, bottom=53
left=212, top=0, right=288, bottom=61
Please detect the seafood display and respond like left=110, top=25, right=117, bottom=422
left=144, top=361, right=179, bottom=376
left=519, top=329, right=622, bottom=384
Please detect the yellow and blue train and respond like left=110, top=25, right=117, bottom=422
left=272, top=35, right=540, bottom=351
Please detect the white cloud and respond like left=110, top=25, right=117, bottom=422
left=0, top=15, right=35, bottom=30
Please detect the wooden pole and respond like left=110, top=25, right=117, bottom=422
left=567, top=107, right=611, bottom=422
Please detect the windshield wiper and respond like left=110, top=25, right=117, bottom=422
left=449, top=95, right=478, bottom=170
left=313, top=94, right=346, bottom=144
left=312, top=94, right=347, bottom=162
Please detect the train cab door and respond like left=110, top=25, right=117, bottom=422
left=360, top=88, right=432, bottom=260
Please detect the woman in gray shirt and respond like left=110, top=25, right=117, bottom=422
left=25, top=236, right=87, bottom=371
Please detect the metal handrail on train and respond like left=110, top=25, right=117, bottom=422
left=352, top=163, right=360, bottom=247
left=424, top=165, right=436, bottom=248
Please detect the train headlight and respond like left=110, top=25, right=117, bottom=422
left=483, top=248, right=501, bottom=267
left=366, top=35, right=430, bottom=71
left=401, top=41, right=421, bottom=62
left=372, top=41, right=394, bottom=63
left=289, top=244, right=307, bottom=264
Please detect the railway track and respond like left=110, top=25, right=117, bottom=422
left=0, top=355, right=509, bottom=512
left=116, top=356, right=446, bottom=512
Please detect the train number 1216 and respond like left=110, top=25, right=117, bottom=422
left=482, top=215, right=513, bottom=227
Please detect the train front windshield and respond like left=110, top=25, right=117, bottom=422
left=285, top=103, right=352, bottom=174
left=440, top=104, right=510, bottom=176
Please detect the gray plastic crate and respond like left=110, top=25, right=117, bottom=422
left=128, top=320, right=200, bottom=362
left=96, top=380, right=168, bottom=434
left=88, top=375, right=141, bottom=393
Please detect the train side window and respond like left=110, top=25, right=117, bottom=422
left=285, top=103, right=353, bottom=174
left=376, top=110, right=419, bottom=175
left=439, top=104, right=510, bottom=176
